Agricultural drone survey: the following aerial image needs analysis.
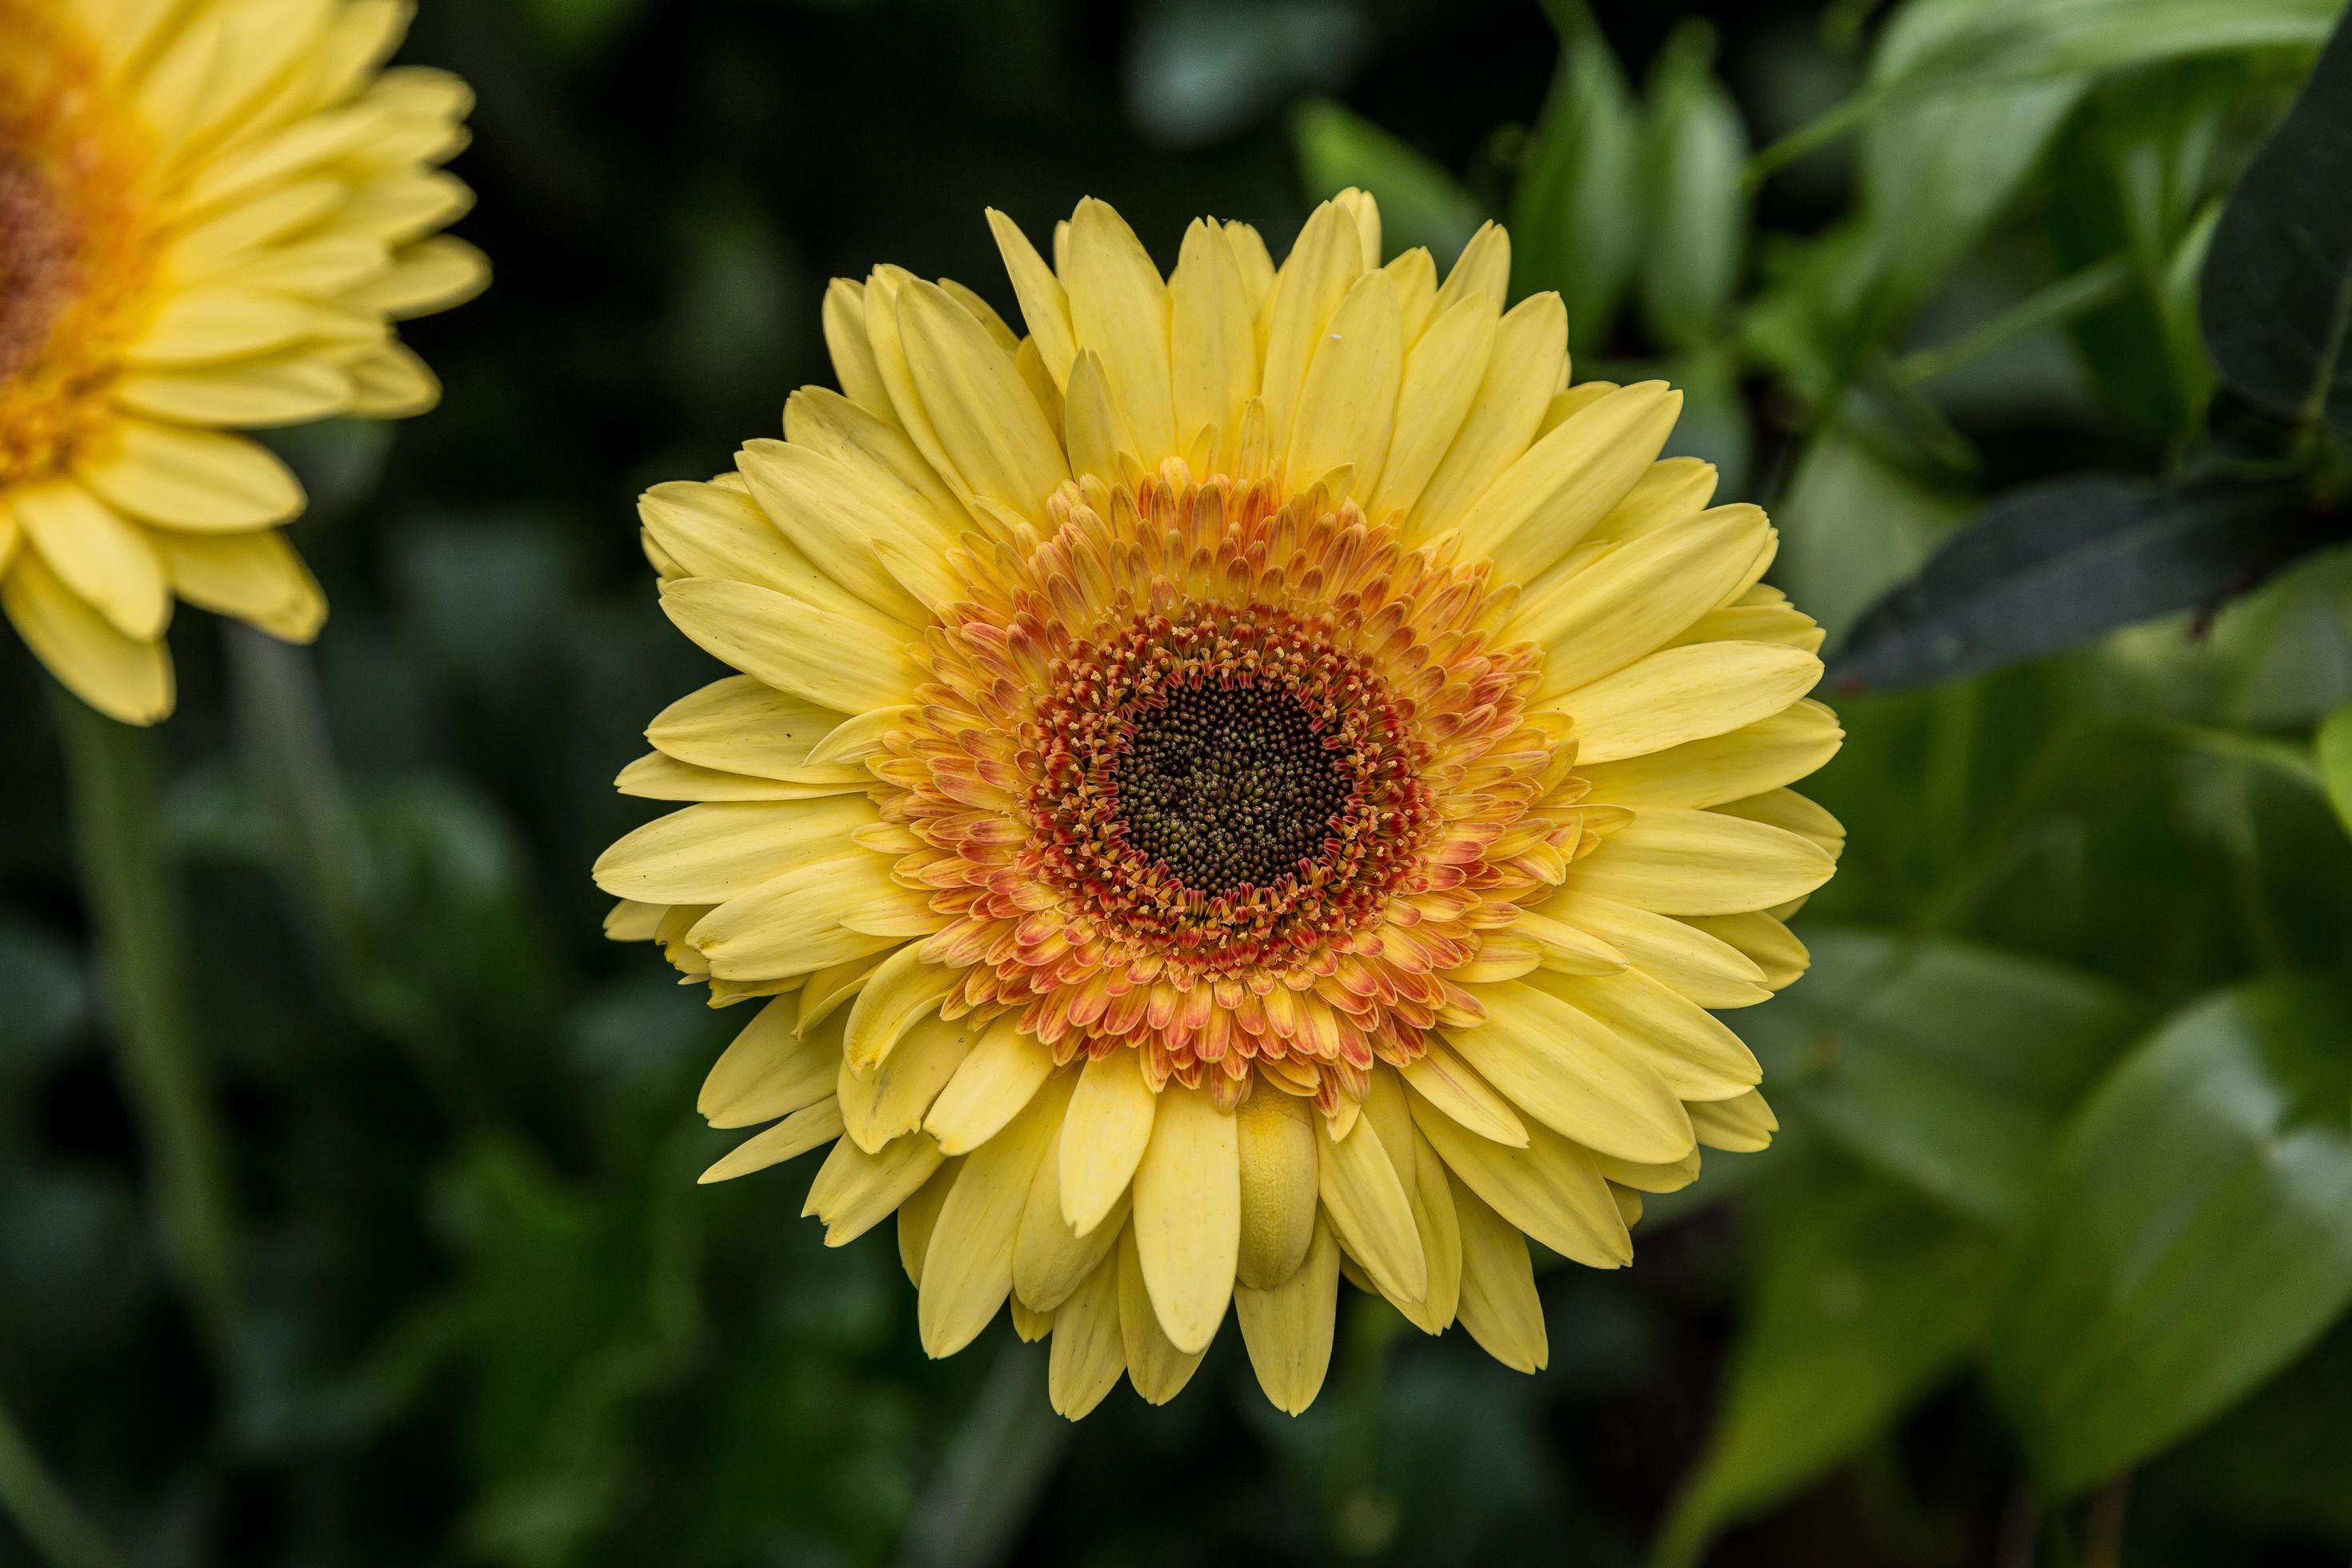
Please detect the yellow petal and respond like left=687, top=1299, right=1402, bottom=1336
left=1564, top=806, right=1836, bottom=916
left=1284, top=270, right=1402, bottom=502
left=1534, top=890, right=1770, bottom=1010
left=1015, top=1119, right=1131, bottom=1311
left=1508, top=908, right=1631, bottom=976
left=0, top=549, right=173, bottom=724
left=1683, top=911, right=1810, bottom=989
left=1408, top=1087, right=1630, bottom=1270
left=1453, top=1182, right=1547, bottom=1372
left=1518, top=506, right=1773, bottom=694
left=1690, top=1089, right=1778, bottom=1153
left=1259, top=201, right=1366, bottom=452
left=698, top=999, right=841, bottom=1129
left=1117, top=1223, right=1206, bottom=1405
left=157, top=531, right=317, bottom=643
left=822, top=277, right=896, bottom=422
left=918, top=1073, right=1073, bottom=1355
left=987, top=208, right=1077, bottom=390
left=924, top=1018, right=1056, bottom=1155
left=75, top=422, right=303, bottom=532
left=1059, top=1048, right=1158, bottom=1235
left=14, top=481, right=170, bottom=640
left=1395, top=1041, right=1529, bottom=1148
left=346, top=235, right=490, bottom=318
left=1234, top=1088, right=1319, bottom=1290
left=124, top=287, right=319, bottom=366
left=1061, top=199, right=1176, bottom=461
left=1585, top=455, right=1721, bottom=542
left=860, top=266, right=974, bottom=514
left=1576, top=701, right=1844, bottom=810
left=799, top=950, right=888, bottom=1035
left=1406, top=292, right=1564, bottom=538
left=1442, top=980, right=1694, bottom=1163
left=113, top=354, right=353, bottom=426
left=646, top=675, right=861, bottom=783
left=1394, top=1130, right=1463, bottom=1334
left=1234, top=1218, right=1339, bottom=1415
left=1430, top=221, right=1509, bottom=324
left=1168, top=218, right=1258, bottom=454
left=659, top=576, right=918, bottom=714
left=842, top=942, right=960, bottom=1071
left=699, top=1098, right=845, bottom=1183
left=1541, top=641, right=1822, bottom=765
left=1457, top=381, right=1683, bottom=583
left=1061, top=350, right=1132, bottom=484
left=895, top=278, right=1070, bottom=521
left=1714, top=788, right=1846, bottom=858
left=1530, top=967, right=1761, bottom=1102
left=613, top=752, right=864, bottom=803
left=1383, top=246, right=1438, bottom=342
left=1222, top=221, right=1278, bottom=325
left=1046, top=1250, right=1127, bottom=1418
left=1365, top=292, right=1496, bottom=523
left=344, top=342, right=438, bottom=416
left=731, top=442, right=938, bottom=625
left=782, top=386, right=966, bottom=538
left=1316, top=1108, right=1426, bottom=1305
left=838, top=1008, right=982, bottom=1152
left=593, top=796, right=877, bottom=904
left=898, top=1156, right=962, bottom=1284
left=687, top=854, right=912, bottom=979
left=803, top=1130, right=944, bottom=1246
left=1132, top=1081, right=1239, bottom=1354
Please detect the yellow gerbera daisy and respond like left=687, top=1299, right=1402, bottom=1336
left=597, top=193, right=1843, bottom=1417
left=0, top=0, right=484, bottom=723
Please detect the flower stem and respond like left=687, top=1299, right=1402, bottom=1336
left=224, top=624, right=370, bottom=998
left=0, top=1397, right=124, bottom=1568
left=49, top=686, right=238, bottom=1362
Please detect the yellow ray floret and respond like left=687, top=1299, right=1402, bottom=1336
left=596, top=191, right=1843, bottom=1417
left=0, top=0, right=486, bottom=722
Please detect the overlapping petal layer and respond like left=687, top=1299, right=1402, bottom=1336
left=598, top=193, right=1842, bottom=1416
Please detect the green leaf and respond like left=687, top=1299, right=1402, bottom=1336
left=1828, top=474, right=2333, bottom=693
left=1758, top=0, right=2340, bottom=180
left=1990, top=977, right=2352, bottom=1494
left=1508, top=18, right=1641, bottom=345
left=1292, top=100, right=1485, bottom=266
left=1651, top=1167, right=1997, bottom=1568
left=2202, top=9, right=2352, bottom=427
left=2320, top=705, right=2352, bottom=833
left=1738, top=929, right=2146, bottom=1227
left=1771, top=426, right=1968, bottom=645
left=1637, top=23, right=1748, bottom=347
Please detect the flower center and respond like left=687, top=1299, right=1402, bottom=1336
left=1025, top=599, right=1437, bottom=979
left=0, top=2, right=157, bottom=487
left=1112, top=679, right=1351, bottom=898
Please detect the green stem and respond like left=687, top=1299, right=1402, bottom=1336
left=225, top=624, right=370, bottom=998
left=0, top=1398, right=123, bottom=1568
left=49, top=686, right=238, bottom=1362
left=1893, top=255, right=2134, bottom=387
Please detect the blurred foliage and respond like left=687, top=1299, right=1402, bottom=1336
left=10, top=0, right=2352, bottom=1566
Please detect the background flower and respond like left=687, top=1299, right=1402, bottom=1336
left=0, top=0, right=484, bottom=723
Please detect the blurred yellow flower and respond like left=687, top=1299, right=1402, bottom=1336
left=597, top=193, right=1842, bottom=1416
left=0, top=0, right=484, bottom=723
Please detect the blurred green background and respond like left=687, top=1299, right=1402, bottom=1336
left=9, top=0, right=2352, bottom=1563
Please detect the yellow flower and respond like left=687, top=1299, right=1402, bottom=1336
left=0, top=0, right=484, bottom=723
left=597, top=194, right=1843, bottom=1416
